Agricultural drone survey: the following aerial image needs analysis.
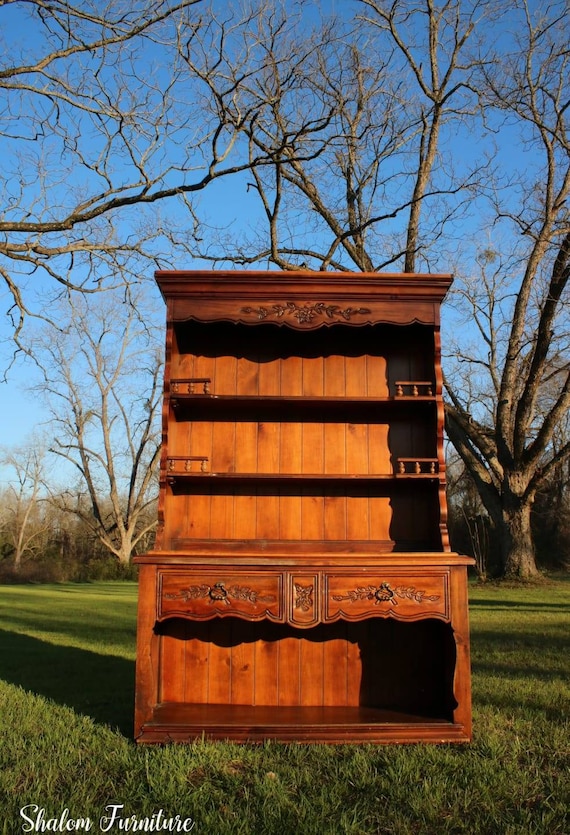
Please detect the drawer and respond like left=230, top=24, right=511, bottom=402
left=158, top=571, right=284, bottom=622
left=324, top=571, right=449, bottom=622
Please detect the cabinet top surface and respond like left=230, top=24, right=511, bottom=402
left=156, top=269, right=452, bottom=294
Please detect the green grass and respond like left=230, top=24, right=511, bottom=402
left=0, top=578, right=568, bottom=835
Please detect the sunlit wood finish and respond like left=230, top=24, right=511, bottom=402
left=134, top=270, right=474, bottom=744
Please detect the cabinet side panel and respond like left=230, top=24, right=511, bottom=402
left=134, top=565, right=160, bottom=737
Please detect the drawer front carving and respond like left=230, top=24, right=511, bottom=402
left=158, top=571, right=284, bottom=622
left=157, top=569, right=449, bottom=624
left=325, top=572, right=449, bottom=622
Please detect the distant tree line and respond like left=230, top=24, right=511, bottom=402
left=0, top=486, right=156, bottom=582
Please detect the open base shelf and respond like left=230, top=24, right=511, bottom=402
left=137, top=703, right=469, bottom=744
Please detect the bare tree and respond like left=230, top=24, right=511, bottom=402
left=444, top=0, right=570, bottom=578
left=34, top=291, right=163, bottom=564
left=0, top=0, right=273, bottom=346
left=0, top=442, right=49, bottom=571
left=186, top=0, right=487, bottom=271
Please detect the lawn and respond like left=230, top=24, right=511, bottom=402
left=0, top=578, right=568, bottom=834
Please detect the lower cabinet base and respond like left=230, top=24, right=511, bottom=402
left=134, top=558, right=474, bottom=744
left=136, top=703, right=470, bottom=745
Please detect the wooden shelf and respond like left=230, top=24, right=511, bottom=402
left=137, top=703, right=469, bottom=744
left=165, top=471, right=442, bottom=489
left=166, top=471, right=440, bottom=480
left=170, top=393, right=438, bottom=421
left=170, top=394, right=438, bottom=403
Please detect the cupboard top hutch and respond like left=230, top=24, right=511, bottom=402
left=134, top=270, right=474, bottom=744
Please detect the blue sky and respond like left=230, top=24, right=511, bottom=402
left=0, top=0, right=558, bottom=478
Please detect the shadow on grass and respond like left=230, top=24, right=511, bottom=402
left=470, top=598, right=569, bottom=611
left=0, top=629, right=134, bottom=738
left=471, top=628, right=569, bottom=670
left=469, top=625, right=570, bottom=723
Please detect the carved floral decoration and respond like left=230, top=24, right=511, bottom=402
left=332, top=581, right=439, bottom=607
left=241, top=302, right=371, bottom=325
left=165, top=581, right=276, bottom=606
left=294, top=583, right=314, bottom=612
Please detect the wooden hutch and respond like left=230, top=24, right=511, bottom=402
left=134, top=270, right=474, bottom=744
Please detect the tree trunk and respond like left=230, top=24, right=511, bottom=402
left=13, top=548, right=22, bottom=573
left=498, top=495, right=540, bottom=579
left=115, top=539, right=133, bottom=566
